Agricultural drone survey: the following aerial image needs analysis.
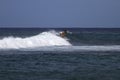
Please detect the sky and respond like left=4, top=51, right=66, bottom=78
left=0, top=0, right=120, bottom=28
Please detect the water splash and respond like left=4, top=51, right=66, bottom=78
left=0, top=31, right=71, bottom=49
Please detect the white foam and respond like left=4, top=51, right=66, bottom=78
left=70, top=45, right=120, bottom=51
left=0, top=31, right=71, bottom=49
left=19, top=45, right=120, bottom=52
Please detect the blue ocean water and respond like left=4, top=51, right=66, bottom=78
left=0, top=28, right=120, bottom=80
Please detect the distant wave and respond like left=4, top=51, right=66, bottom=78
left=20, top=45, right=120, bottom=52
left=70, top=45, right=120, bottom=51
left=0, top=30, right=71, bottom=49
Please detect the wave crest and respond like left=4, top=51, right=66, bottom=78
left=0, top=31, right=71, bottom=49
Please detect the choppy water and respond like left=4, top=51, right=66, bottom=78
left=0, top=28, right=120, bottom=80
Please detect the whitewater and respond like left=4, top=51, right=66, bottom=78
left=0, top=31, right=71, bottom=49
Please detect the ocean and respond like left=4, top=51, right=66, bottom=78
left=0, top=28, right=120, bottom=80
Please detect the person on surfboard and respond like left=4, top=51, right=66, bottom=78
left=59, top=30, right=69, bottom=37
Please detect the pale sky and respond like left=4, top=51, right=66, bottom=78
left=0, top=0, right=120, bottom=28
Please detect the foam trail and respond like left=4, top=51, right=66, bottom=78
left=18, top=45, right=120, bottom=52
left=0, top=31, right=71, bottom=49
left=70, top=45, right=120, bottom=51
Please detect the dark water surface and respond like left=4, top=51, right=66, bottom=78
left=0, top=51, right=120, bottom=80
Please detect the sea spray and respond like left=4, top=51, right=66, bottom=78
left=0, top=31, right=71, bottom=49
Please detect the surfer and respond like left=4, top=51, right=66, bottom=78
left=59, top=30, right=68, bottom=37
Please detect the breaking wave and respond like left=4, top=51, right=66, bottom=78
left=0, top=31, right=71, bottom=49
left=0, top=30, right=120, bottom=52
